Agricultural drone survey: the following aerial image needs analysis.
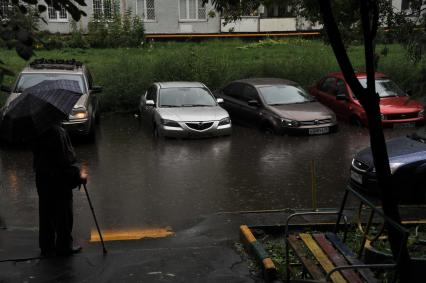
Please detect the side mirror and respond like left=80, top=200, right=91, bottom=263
left=336, top=93, right=348, bottom=101
left=0, top=85, right=11, bottom=93
left=406, top=89, right=413, bottom=96
left=146, top=100, right=155, bottom=107
left=91, top=85, right=103, bottom=94
left=248, top=99, right=260, bottom=107
left=216, top=98, right=224, bottom=103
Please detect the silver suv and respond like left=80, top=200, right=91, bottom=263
left=3, top=59, right=102, bottom=139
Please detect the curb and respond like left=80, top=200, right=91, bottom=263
left=240, top=225, right=282, bottom=283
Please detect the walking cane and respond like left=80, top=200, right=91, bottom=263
left=82, top=183, right=107, bottom=254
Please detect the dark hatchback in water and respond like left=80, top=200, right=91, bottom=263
left=350, top=130, right=426, bottom=203
left=215, top=78, right=338, bottom=135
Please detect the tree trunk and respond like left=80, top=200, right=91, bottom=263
left=318, top=0, right=411, bottom=281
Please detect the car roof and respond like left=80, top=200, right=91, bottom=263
left=157, top=82, right=206, bottom=89
left=231, top=78, right=300, bottom=87
left=327, top=72, right=388, bottom=79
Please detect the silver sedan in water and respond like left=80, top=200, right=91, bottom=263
left=139, top=82, right=232, bottom=138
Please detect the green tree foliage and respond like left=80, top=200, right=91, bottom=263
left=0, top=0, right=87, bottom=86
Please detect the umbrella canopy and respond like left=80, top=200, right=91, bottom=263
left=0, top=80, right=82, bottom=143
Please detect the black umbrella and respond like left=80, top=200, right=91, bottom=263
left=0, top=80, right=82, bottom=143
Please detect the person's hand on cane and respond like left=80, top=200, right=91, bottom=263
left=80, top=172, right=88, bottom=188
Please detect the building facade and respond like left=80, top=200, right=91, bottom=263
left=0, top=0, right=411, bottom=35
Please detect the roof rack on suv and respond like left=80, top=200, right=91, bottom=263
left=29, top=58, right=83, bottom=70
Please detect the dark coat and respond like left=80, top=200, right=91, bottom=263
left=33, top=125, right=81, bottom=191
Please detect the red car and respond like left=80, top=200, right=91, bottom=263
left=309, top=72, right=425, bottom=127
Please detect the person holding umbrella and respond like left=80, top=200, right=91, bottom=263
left=0, top=80, right=87, bottom=256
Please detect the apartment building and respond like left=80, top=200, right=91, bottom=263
left=0, top=0, right=411, bottom=35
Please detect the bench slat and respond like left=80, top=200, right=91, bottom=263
left=313, top=234, right=363, bottom=283
left=288, top=235, right=325, bottom=281
left=299, top=233, right=347, bottom=283
left=326, top=232, right=378, bottom=283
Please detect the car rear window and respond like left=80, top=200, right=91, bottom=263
left=258, top=85, right=314, bottom=105
left=15, top=73, right=86, bottom=93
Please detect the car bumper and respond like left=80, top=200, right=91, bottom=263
left=158, top=123, right=232, bottom=138
left=62, top=118, right=90, bottom=135
left=382, top=117, right=425, bottom=127
left=282, top=123, right=338, bottom=136
left=349, top=167, right=424, bottom=203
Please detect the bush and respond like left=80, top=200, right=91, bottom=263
left=87, top=10, right=144, bottom=48
left=1, top=40, right=425, bottom=112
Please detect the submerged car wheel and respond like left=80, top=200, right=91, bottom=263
left=153, top=125, right=160, bottom=138
left=351, top=116, right=363, bottom=127
left=261, top=123, right=275, bottom=135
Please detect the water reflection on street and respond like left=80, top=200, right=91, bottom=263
left=0, top=114, right=417, bottom=237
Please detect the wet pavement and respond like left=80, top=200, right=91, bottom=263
left=0, top=114, right=419, bottom=282
left=0, top=114, right=417, bottom=232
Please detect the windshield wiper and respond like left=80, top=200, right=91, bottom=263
left=182, top=104, right=211, bottom=107
left=160, top=105, right=179, bottom=108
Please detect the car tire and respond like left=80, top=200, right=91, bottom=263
left=261, top=123, right=275, bottom=135
left=153, top=125, right=160, bottom=139
left=86, top=118, right=96, bottom=142
left=351, top=116, right=363, bottom=127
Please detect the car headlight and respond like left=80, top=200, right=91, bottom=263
left=160, top=119, right=180, bottom=127
left=419, top=109, right=424, bottom=118
left=389, top=162, right=404, bottom=174
left=281, top=118, right=300, bottom=127
left=70, top=108, right=88, bottom=119
left=218, top=117, right=231, bottom=126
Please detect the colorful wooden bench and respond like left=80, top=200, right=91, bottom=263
left=284, top=186, right=409, bottom=283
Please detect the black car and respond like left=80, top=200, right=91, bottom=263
left=350, top=130, right=426, bottom=203
left=215, top=78, right=338, bottom=135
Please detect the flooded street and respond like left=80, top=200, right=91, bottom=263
left=0, top=114, right=416, bottom=240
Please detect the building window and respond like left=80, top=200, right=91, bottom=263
left=179, top=0, right=206, bottom=20
left=0, top=0, right=11, bottom=19
left=401, top=0, right=410, bottom=11
left=137, top=0, right=155, bottom=21
left=93, top=0, right=119, bottom=20
left=265, top=4, right=295, bottom=18
left=47, top=3, right=68, bottom=21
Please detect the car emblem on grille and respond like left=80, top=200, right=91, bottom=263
left=198, top=122, right=203, bottom=126
left=314, top=120, right=319, bottom=125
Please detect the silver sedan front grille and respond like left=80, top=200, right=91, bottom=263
left=185, top=122, right=214, bottom=131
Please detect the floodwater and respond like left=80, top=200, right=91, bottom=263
left=0, top=114, right=417, bottom=238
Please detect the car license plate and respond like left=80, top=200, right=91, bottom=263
left=393, top=122, right=415, bottom=129
left=309, top=127, right=329, bottom=135
left=350, top=170, right=363, bottom=184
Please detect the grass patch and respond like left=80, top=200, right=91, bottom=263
left=1, top=39, right=425, bottom=112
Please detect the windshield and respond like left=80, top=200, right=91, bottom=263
left=15, top=73, right=86, bottom=93
left=258, top=85, right=314, bottom=105
left=159, top=87, right=216, bottom=107
left=358, top=78, right=407, bottom=98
